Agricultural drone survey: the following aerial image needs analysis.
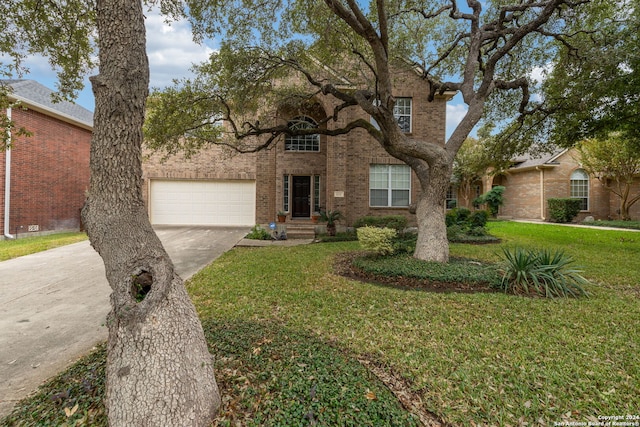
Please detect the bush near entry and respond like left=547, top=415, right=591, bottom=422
left=547, top=198, right=583, bottom=223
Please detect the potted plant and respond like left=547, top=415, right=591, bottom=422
left=311, top=212, right=321, bottom=223
left=277, top=211, right=287, bottom=222
left=319, top=209, right=343, bottom=236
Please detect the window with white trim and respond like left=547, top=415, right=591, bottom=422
left=313, top=175, right=321, bottom=212
left=369, top=164, right=411, bottom=207
left=285, top=116, right=320, bottom=151
left=283, top=175, right=290, bottom=212
left=394, top=98, right=412, bottom=133
left=370, top=98, right=412, bottom=133
left=570, top=169, right=589, bottom=211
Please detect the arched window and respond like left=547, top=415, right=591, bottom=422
left=285, top=116, right=320, bottom=152
left=570, top=169, right=589, bottom=211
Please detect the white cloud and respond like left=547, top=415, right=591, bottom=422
left=144, top=11, right=216, bottom=89
left=11, top=8, right=216, bottom=111
left=529, top=63, right=554, bottom=85
left=446, top=103, right=468, bottom=137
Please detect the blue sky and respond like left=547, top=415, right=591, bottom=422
left=14, top=9, right=468, bottom=138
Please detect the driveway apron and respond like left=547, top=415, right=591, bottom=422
left=0, top=226, right=248, bottom=418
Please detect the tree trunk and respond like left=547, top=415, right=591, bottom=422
left=82, top=0, right=220, bottom=425
left=412, top=163, right=451, bottom=263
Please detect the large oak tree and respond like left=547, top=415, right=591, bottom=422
left=147, top=0, right=591, bottom=262
left=2, top=0, right=220, bottom=425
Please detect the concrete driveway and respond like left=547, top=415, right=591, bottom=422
left=0, top=226, right=248, bottom=418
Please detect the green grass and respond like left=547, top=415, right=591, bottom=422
left=3, top=221, right=639, bottom=426
left=0, top=232, right=88, bottom=261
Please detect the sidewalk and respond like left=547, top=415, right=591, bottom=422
left=510, top=219, right=640, bottom=232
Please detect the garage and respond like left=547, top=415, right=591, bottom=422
left=150, top=179, right=256, bottom=226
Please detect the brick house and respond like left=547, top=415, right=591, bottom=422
left=142, top=69, right=453, bottom=230
left=450, top=148, right=640, bottom=221
left=1, top=80, right=93, bottom=239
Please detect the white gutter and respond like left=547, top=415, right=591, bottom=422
left=4, top=107, right=14, bottom=239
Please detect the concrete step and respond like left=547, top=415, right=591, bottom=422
left=272, top=222, right=319, bottom=239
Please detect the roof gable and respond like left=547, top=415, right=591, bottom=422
left=2, top=79, right=93, bottom=129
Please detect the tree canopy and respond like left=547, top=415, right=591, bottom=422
left=577, top=132, right=640, bottom=220
left=495, top=0, right=640, bottom=149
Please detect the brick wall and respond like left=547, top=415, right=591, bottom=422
left=1, top=108, right=91, bottom=236
left=142, top=68, right=449, bottom=227
left=491, top=150, right=615, bottom=221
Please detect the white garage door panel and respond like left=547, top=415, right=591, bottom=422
left=151, top=180, right=256, bottom=226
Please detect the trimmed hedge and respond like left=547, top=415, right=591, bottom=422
left=548, top=198, right=582, bottom=223
left=352, top=215, right=408, bottom=231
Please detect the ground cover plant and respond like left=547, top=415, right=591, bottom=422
left=2, top=222, right=639, bottom=425
left=0, top=232, right=87, bottom=261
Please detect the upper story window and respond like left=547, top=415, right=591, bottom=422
left=369, top=164, right=411, bottom=207
left=285, top=116, right=320, bottom=152
left=370, top=97, right=412, bottom=133
left=394, top=98, right=412, bottom=133
left=570, top=169, right=589, bottom=211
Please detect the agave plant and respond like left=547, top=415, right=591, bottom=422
left=499, top=247, right=590, bottom=298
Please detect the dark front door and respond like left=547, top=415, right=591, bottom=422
left=292, top=176, right=311, bottom=218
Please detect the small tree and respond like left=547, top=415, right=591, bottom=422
left=577, top=133, right=640, bottom=220
left=474, top=186, right=505, bottom=217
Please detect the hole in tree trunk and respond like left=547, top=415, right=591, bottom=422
left=131, top=270, right=153, bottom=302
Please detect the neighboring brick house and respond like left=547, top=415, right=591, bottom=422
left=1, top=80, right=93, bottom=239
left=142, top=69, right=453, bottom=229
left=462, top=148, right=640, bottom=221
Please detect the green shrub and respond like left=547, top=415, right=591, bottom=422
left=469, top=210, right=489, bottom=228
left=245, top=225, right=272, bottom=240
left=446, top=209, right=495, bottom=243
left=392, top=231, right=417, bottom=254
left=353, top=215, right=408, bottom=231
left=474, top=186, right=505, bottom=217
left=353, top=254, right=502, bottom=287
left=357, top=226, right=397, bottom=255
left=547, top=198, right=583, bottom=223
left=499, top=247, right=590, bottom=298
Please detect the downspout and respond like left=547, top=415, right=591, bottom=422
left=4, top=107, right=14, bottom=239
left=537, top=166, right=545, bottom=221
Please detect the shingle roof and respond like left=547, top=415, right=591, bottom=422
left=510, top=147, right=567, bottom=170
left=1, top=79, right=93, bottom=127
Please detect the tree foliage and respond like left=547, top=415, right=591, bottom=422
left=577, top=132, right=640, bottom=220
left=496, top=0, right=640, bottom=149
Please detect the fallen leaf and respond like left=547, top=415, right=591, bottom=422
left=64, top=403, right=79, bottom=417
left=365, top=389, right=377, bottom=400
left=524, top=400, right=532, bottom=408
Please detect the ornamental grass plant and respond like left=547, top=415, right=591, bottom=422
left=499, top=247, right=591, bottom=298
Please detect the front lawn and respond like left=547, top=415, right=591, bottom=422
left=0, top=232, right=87, bottom=261
left=2, top=222, right=639, bottom=426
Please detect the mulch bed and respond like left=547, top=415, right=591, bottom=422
left=333, top=251, right=498, bottom=294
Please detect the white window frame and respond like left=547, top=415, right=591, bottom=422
left=369, top=98, right=412, bottom=133
left=394, top=98, right=412, bottom=133
left=285, top=116, right=320, bottom=152
left=369, top=164, right=411, bottom=207
left=570, top=169, right=589, bottom=211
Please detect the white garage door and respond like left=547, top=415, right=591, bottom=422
left=150, top=180, right=256, bottom=226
